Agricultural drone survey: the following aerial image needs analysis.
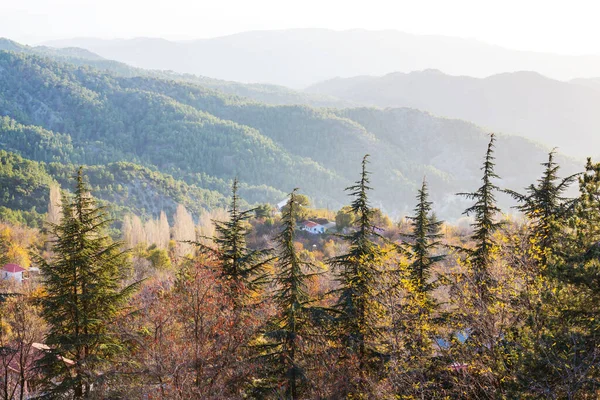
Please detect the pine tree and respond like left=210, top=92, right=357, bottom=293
left=565, top=159, right=600, bottom=259
left=260, top=189, right=318, bottom=399
left=388, top=179, right=446, bottom=397
left=328, top=155, right=387, bottom=386
left=37, top=167, right=138, bottom=399
left=450, top=134, right=512, bottom=397
left=519, top=158, right=600, bottom=397
left=458, top=134, right=503, bottom=290
left=196, top=178, right=272, bottom=305
left=403, top=178, right=444, bottom=349
left=506, top=150, right=578, bottom=267
left=405, top=179, right=445, bottom=293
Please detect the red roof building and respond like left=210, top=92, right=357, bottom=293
left=3, top=263, right=25, bottom=273
left=301, top=220, right=325, bottom=234
left=2, top=263, right=26, bottom=283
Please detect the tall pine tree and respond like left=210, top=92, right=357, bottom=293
left=458, top=133, right=503, bottom=291
left=328, top=155, right=387, bottom=394
left=390, top=179, right=446, bottom=397
left=37, top=167, right=138, bottom=399
left=259, top=189, right=318, bottom=399
left=522, top=158, right=600, bottom=397
left=405, top=179, right=445, bottom=294
left=451, top=134, right=512, bottom=397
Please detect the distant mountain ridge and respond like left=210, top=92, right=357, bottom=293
left=571, top=77, right=600, bottom=91
left=43, top=29, right=600, bottom=87
left=307, top=69, right=600, bottom=158
left=0, top=37, right=348, bottom=108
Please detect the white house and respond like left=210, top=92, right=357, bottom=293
left=1, top=263, right=26, bottom=283
left=301, top=221, right=325, bottom=234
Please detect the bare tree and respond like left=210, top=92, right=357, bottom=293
left=158, top=211, right=170, bottom=250
left=173, top=205, right=195, bottom=258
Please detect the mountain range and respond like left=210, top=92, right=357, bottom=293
left=43, top=29, right=600, bottom=88
left=0, top=41, right=582, bottom=222
left=306, top=69, right=600, bottom=158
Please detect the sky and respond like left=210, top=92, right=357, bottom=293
left=1, top=0, right=598, bottom=55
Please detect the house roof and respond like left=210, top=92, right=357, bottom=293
left=303, top=221, right=320, bottom=228
left=2, top=263, right=25, bottom=273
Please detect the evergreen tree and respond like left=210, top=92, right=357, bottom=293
left=523, top=158, right=600, bottom=397
left=566, top=158, right=600, bottom=258
left=260, top=189, right=318, bottom=399
left=405, top=179, right=445, bottom=293
left=501, top=151, right=580, bottom=395
left=402, top=178, right=445, bottom=352
left=37, top=167, right=138, bottom=399
left=389, top=179, right=446, bottom=397
left=458, top=134, right=503, bottom=291
left=553, top=158, right=600, bottom=301
left=328, top=155, right=387, bottom=390
left=506, top=150, right=578, bottom=267
left=450, top=134, right=514, bottom=397
left=196, top=178, right=272, bottom=305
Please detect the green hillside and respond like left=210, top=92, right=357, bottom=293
left=0, top=49, right=583, bottom=219
left=0, top=38, right=347, bottom=108
left=0, top=148, right=238, bottom=227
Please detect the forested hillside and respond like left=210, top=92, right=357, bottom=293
left=0, top=148, right=233, bottom=227
left=0, top=38, right=347, bottom=108
left=0, top=49, right=581, bottom=219
left=307, top=69, right=600, bottom=157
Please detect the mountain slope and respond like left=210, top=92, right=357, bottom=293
left=0, top=148, right=232, bottom=227
left=44, top=29, right=600, bottom=87
left=0, top=38, right=346, bottom=108
left=307, top=69, right=600, bottom=158
left=0, top=50, right=583, bottom=218
left=0, top=51, right=341, bottom=195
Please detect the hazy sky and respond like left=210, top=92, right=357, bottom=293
left=1, top=0, right=598, bottom=55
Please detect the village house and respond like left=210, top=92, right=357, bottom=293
left=1, top=263, right=26, bottom=283
left=300, top=221, right=326, bottom=234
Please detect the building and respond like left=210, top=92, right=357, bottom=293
left=2, top=263, right=26, bottom=283
left=301, top=221, right=325, bottom=234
